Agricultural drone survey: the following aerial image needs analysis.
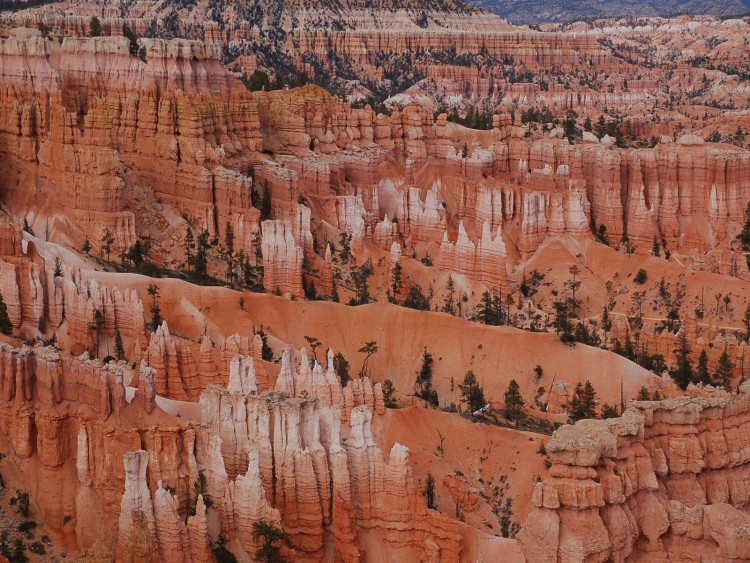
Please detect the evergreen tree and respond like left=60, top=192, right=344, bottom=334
left=382, top=379, right=397, bottom=408
left=652, top=236, right=661, bottom=257
left=114, top=330, right=125, bottom=361
left=184, top=225, right=195, bottom=271
left=715, top=348, right=734, bottom=390
left=669, top=331, right=694, bottom=390
left=404, top=284, right=430, bottom=311
left=89, top=16, right=102, bottom=37
left=252, top=520, right=291, bottom=563
left=744, top=304, right=750, bottom=342
left=358, top=341, right=378, bottom=378
left=333, top=351, right=350, bottom=386
left=260, top=182, right=272, bottom=220
left=636, top=386, right=650, bottom=401
left=194, top=229, right=210, bottom=278
left=503, top=379, right=524, bottom=427
left=100, top=228, right=114, bottom=261
left=224, top=222, right=235, bottom=282
left=459, top=370, right=486, bottom=413
left=569, top=380, right=597, bottom=422
left=738, top=201, right=750, bottom=250
left=697, top=349, right=711, bottom=385
left=0, top=292, right=12, bottom=335
left=423, top=471, right=437, bottom=510
left=389, top=262, right=403, bottom=303
left=564, top=265, right=582, bottom=316
left=82, top=237, right=92, bottom=254
left=442, top=276, right=456, bottom=315
left=53, top=257, right=64, bottom=277
left=477, top=290, right=499, bottom=325
left=553, top=300, right=574, bottom=342
left=600, top=403, right=619, bottom=419
left=415, top=348, right=438, bottom=406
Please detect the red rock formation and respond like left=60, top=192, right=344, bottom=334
left=519, top=389, right=750, bottom=561
left=261, top=220, right=304, bottom=298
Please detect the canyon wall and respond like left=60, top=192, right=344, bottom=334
left=519, top=386, right=750, bottom=561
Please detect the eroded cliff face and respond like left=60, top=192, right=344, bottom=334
left=0, top=337, right=459, bottom=562
left=519, top=387, right=750, bottom=561
left=3, top=30, right=750, bottom=303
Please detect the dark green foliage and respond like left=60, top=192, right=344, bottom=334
left=122, top=25, right=145, bottom=61
left=735, top=202, right=750, bottom=250
left=358, top=341, right=378, bottom=378
left=389, top=262, right=403, bottom=303
left=115, top=330, right=125, bottom=361
left=459, top=370, right=485, bottom=413
left=53, top=257, right=63, bottom=277
left=338, top=233, right=352, bottom=264
left=191, top=471, right=213, bottom=516
left=256, top=330, right=274, bottom=362
left=423, top=471, right=437, bottom=509
left=442, top=276, right=456, bottom=315
left=211, top=534, right=238, bottom=563
left=303, top=278, right=318, bottom=300
left=349, top=261, right=373, bottom=306
left=382, top=379, right=397, bottom=408
left=100, top=228, right=114, bottom=261
left=669, top=331, right=694, bottom=390
left=476, top=290, right=504, bottom=326
left=0, top=292, right=12, bottom=335
left=446, top=106, right=493, bottom=130
left=403, top=284, right=430, bottom=311
left=415, top=348, right=438, bottom=406
left=697, top=349, right=711, bottom=385
left=261, top=182, right=272, bottom=221
left=82, top=237, right=92, bottom=254
left=333, top=351, right=350, bottom=387
left=252, top=519, right=291, bottom=563
left=89, top=16, right=102, bottom=37
left=634, top=269, right=648, bottom=284
left=600, top=403, right=618, bottom=419
left=503, top=379, right=524, bottom=427
left=715, top=348, right=734, bottom=389
left=569, top=381, right=597, bottom=422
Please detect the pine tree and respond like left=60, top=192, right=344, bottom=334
left=261, top=182, right=272, bottom=220
left=459, top=370, right=486, bottom=413
left=224, top=222, right=235, bottom=282
left=715, top=348, right=734, bottom=390
left=194, top=229, right=210, bottom=278
left=53, top=257, right=64, bottom=277
left=389, top=262, right=403, bottom=303
left=697, top=349, right=711, bottom=385
left=82, top=237, right=92, bottom=254
left=382, top=379, right=397, bottom=408
left=252, top=519, right=291, bottom=563
left=738, top=201, right=750, bottom=250
left=600, top=403, right=619, bottom=419
left=744, top=304, right=750, bottom=343
left=423, top=471, right=437, bottom=509
left=636, top=386, right=650, bottom=401
left=503, top=379, right=524, bottom=427
left=100, top=228, right=114, bottom=261
left=333, top=351, right=350, bottom=386
left=184, top=225, right=195, bottom=271
left=0, top=292, right=12, bottom=335
left=442, top=276, right=456, bottom=315
left=89, top=16, right=102, bottom=37
left=114, top=330, right=125, bottom=361
left=670, top=330, right=694, bottom=390
left=569, top=380, right=597, bottom=422
left=564, top=265, right=582, bottom=316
